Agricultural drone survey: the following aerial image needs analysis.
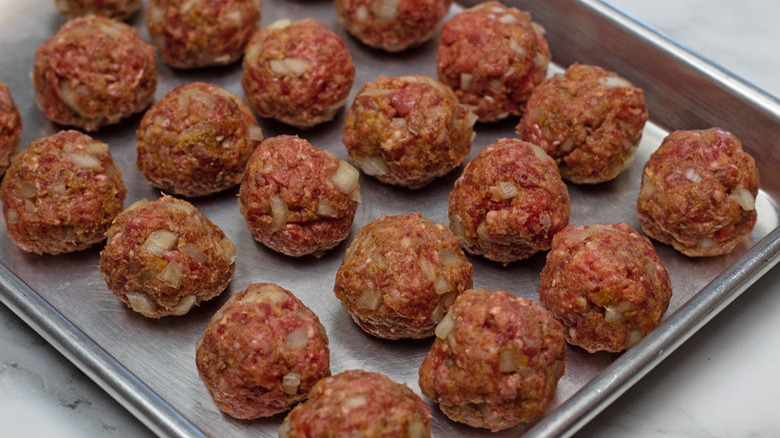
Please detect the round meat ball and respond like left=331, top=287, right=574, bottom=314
left=280, top=369, right=430, bottom=438
left=239, top=135, right=361, bottom=257
left=637, top=128, right=760, bottom=257
left=517, top=63, right=649, bottom=184
left=136, top=82, right=263, bottom=197
left=241, top=18, right=355, bottom=129
left=99, top=196, right=236, bottom=318
left=419, top=288, right=566, bottom=432
left=539, top=223, right=673, bottom=353
left=334, top=213, right=473, bottom=339
left=1, top=130, right=126, bottom=255
left=196, top=282, right=331, bottom=419
left=342, top=74, right=475, bottom=189
left=33, top=16, right=157, bottom=131
left=54, top=0, right=141, bottom=20
left=0, top=83, right=22, bottom=177
left=448, top=138, right=570, bottom=264
left=146, top=0, right=261, bottom=69
left=437, top=1, right=551, bottom=122
left=334, top=0, right=452, bottom=52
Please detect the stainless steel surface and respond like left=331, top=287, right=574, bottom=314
left=0, top=1, right=778, bottom=438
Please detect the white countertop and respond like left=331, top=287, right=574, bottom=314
left=1, top=0, right=779, bottom=437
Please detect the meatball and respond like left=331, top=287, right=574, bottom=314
left=334, top=0, right=452, bottom=52
left=136, top=82, right=262, bottom=197
left=54, top=0, right=142, bottom=20
left=99, top=196, right=236, bottom=318
left=196, top=282, right=330, bottom=419
left=517, top=64, right=649, bottom=184
left=280, top=369, right=430, bottom=438
left=637, top=128, right=760, bottom=257
left=239, top=135, right=361, bottom=257
left=334, top=213, right=473, bottom=339
left=437, top=1, right=551, bottom=122
left=539, top=223, right=673, bottom=353
left=1, top=130, right=126, bottom=255
left=32, top=16, right=157, bottom=131
left=0, top=83, right=22, bottom=177
left=343, top=75, right=475, bottom=189
left=145, top=0, right=261, bottom=69
left=241, top=18, right=355, bottom=129
left=419, top=288, right=566, bottom=432
left=448, top=138, right=570, bottom=264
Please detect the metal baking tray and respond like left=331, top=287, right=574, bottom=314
left=1, top=0, right=779, bottom=437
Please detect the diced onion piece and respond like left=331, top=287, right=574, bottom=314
left=166, top=201, right=196, bottom=216
left=430, top=304, right=445, bottom=324
left=65, top=152, right=102, bottom=169
left=534, top=51, right=549, bottom=69
left=731, top=187, right=755, bottom=211
left=355, top=5, right=369, bottom=21
left=498, top=349, right=519, bottom=373
left=171, top=295, right=197, bottom=316
left=268, top=18, right=292, bottom=30
left=357, top=289, right=383, bottom=310
left=419, top=258, right=437, bottom=282
left=142, top=230, right=179, bottom=255
left=63, top=226, right=78, bottom=242
left=639, top=175, right=655, bottom=199
left=355, top=155, right=389, bottom=176
left=530, top=144, right=554, bottom=163
left=99, top=21, right=127, bottom=38
left=285, top=327, right=310, bottom=351
left=438, top=248, right=462, bottom=267
left=477, top=222, right=489, bottom=240
left=349, top=188, right=362, bottom=203
left=179, top=242, right=207, bottom=263
left=599, top=75, right=632, bottom=88
left=59, top=83, right=88, bottom=117
left=531, top=22, right=547, bottom=35
left=560, top=137, right=575, bottom=152
left=51, top=182, right=68, bottom=196
left=282, top=373, right=301, bottom=395
left=460, top=73, right=473, bottom=91
left=434, top=275, right=450, bottom=295
left=489, top=79, right=502, bottom=93
left=625, top=330, right=644, bottom=348
left=498, top=13, right=516, bottom=24
left=247, top=125, right=263, bottom=141
left=491, top=6, right=505, bottom=13
left=24, top=199, right=35, bottom=213
left=183, top=87, right=216, bottom=109
left=158, top=261, right=183, bottom=288
left=371, top=0, right=399, bottom=21
left=224, top=9, right=242, bottom=24
left=683, top=167, right=702, bottom=183
left=603, top=305, right=626, bottom=323
left=85, top=141, right=109, bottom=155
left=17, top=182, right=37, bottom=198
left=315, top=200, right=338, bottom=218
left=464, top=107, right=478, bottom=128
left=6, top=208, right=19, bottom=224
left=697, top=237, right=716, bottom=250
left=508, top=39, right=526, bottom=57
left=407, top=418, right=427, bottom=438
left=269, top=194, right=289, bottom=230
left=344, top=395, right=367, bottom=409
left=126, top=293, right=158, bottom=315
left=269, top=58, right=311, bottom=77
left=244, top=284, right=288, bottom=305
left=330, top=160, right=360, bottom=194
left=244, top=42, right=262, bottom=63
left=217, top=238, right=236, bottom=264
left=180, top=0, right=197, bottom=13
left=278, top=421, right=291, bottom=438
left=496, top=181, right=518, bottom=200
left=435, top=312, right=455, bottom=339
left=371, top=251, right=388, bottom=269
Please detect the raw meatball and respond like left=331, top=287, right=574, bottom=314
left=517, top=64, right=649, bottom=184
left=342, top=75, right=475, bottom=189
left=437, top=1, right=551, bottom=122
left=33, top=16, right=157, bottom=131
left=146, top=0, right=261, bottom=69
left=196, top=282, right=330, bottom=419
left=539, top=223, right=673, bottom=353
left=637, top=128, right=760, bottom=257
left=334, top=0, right=452, bottom=52
left=1, top=130, right=126, bottom=255
left=419, top=288, right=566, bottom=432
left=334, top=213, right=473, bottom=339
left=448, top=138, right=570, bottom=264
left=136, top=82, right=262, bottom=197
left=0, top=83, right=22, bottom=177
left=241, top=18, right=355, bottom=129
left=54, top=0, right=141, bottom=20
left=280, top=369, right=430, bottom=438
left=239, top=135, right=361, bottom=257
left=99, top=196, right=235, bottom=318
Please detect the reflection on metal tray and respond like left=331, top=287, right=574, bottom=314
left=1, top=0, right=779, bottom=437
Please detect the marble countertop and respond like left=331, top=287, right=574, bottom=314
left=2, top=0, right=779, bottom=437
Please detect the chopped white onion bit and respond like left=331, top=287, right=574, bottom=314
left=6, top=209, right=19, bottom=224
left=17, top=182, right=37, bottom=198
left=166, top=201, right=196, bottom=216
left=142, top=230, right=179, bottom=255
left=639, top=176, right=655, bottom=199
left=530, top=144, right=554, bottom=163
left=371, top=0, right=400, bottom=21
left=171, top=295, right=197, bottom=316
left=407, top=418, right=427, bottom=438
left=344, top=395, right=367, bottom=409
left=24, top=199, right=35, bottom=213
left=179, top=242, right=207, bottom=263
left=282, top=373, right=301, bottom=395
left=355, top=155, right=389, bottom=176
left=247, top=125, right=263, bottom=141
left=534, top=51, right=549, bottom=69
left=51, top=182, right=68, bottom=196
left=268, top=18, right=292, bottom=30
left=497, top=181, right=519, bottom=200
left=316, top=200, right=338, bottom=218
left=85, top=141, right=109, bottom=155
left=531, top=22, right=547, bottom=35
left=603, top=305, right=626, bottom=323
left=460, top=73, right=473, bottom=91
left=355, top=5, right=369, bottom=21
left=65, top=153, right=102, bottom=169
left=731, top=188, right=755, bottom=211
left=683, top=167, right=702, bottom=183
left=371, top=251, right=388, bottom=269
left=435, top=312, right=455, bottom=339
left=430, top=304, right=445, bottom=324
left=278, top=420, right=291, bottom=438
left=357, top=289, right=383, bottom=310
left=625, top=330, right=644, bottom=348
left=697, top=237, right=716, bottom=249
left=217, top=238, right=236, bottom=264
left=434, top=275, right=450, bottom=295
left=498, top=349, right=520, bottom=373
left=244, top=284, right=288, bottom=305
left=158, top=261, right=183, bottom=288
left=598, top=75, right=632, bottom=88
left=285, top=327, right=310, bottom=351
left=269, top=58, right=311, bottom=77
left=330, top=160, right=360, bottom=194
left=126, top=293, right=157, bottom=315
left=419, top=258, right=437, bottom=282
left=498, top=13, right=517, bottom=24
left=438, top=248, right=462, bottom=267
left=245, top=42, right=262, bottom=64
left=269, top=194, right=289, bottom=230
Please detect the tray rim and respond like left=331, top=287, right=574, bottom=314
left=1, top=0, right=780, bottom=437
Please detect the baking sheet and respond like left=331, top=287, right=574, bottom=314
left=1, top=1, right=779, bottom=437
